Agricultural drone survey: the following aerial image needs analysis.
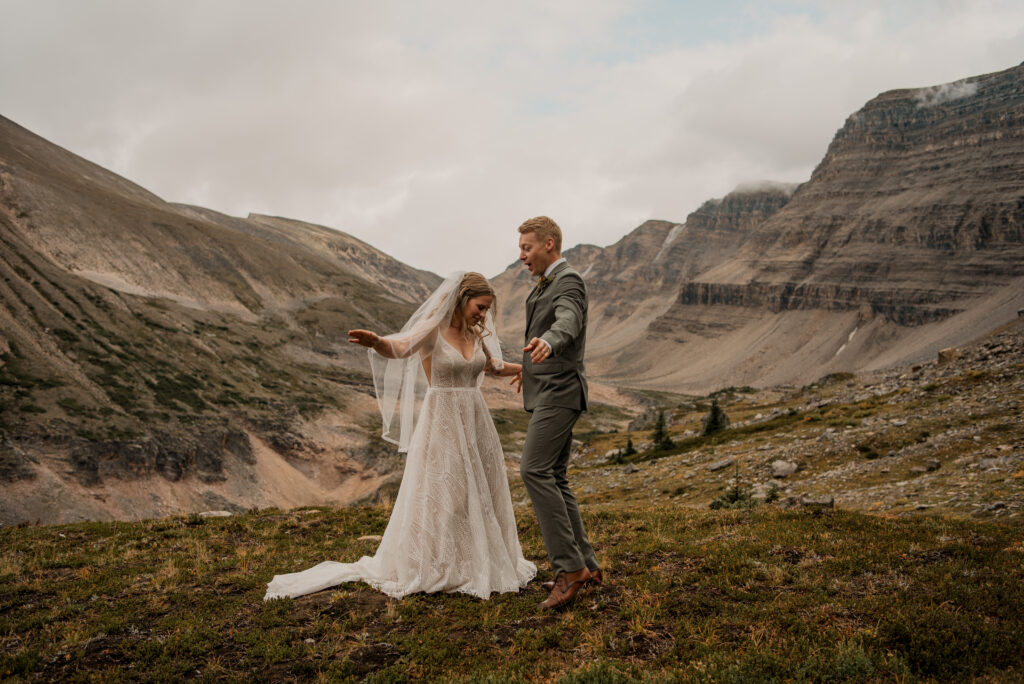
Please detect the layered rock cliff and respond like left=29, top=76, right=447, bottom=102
left=671, top=63, right=1024, bottom=325
left=492, top=187, right=795, bottom=373
left=495, top=63, right=1024, bottom=392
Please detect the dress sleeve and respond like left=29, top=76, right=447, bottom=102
left=377, top=320, right=439, bottom=360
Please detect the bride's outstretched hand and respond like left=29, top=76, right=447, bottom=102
left=348, top=329, right=380, bottom=348
left=510, top=371, right=522, bottom=393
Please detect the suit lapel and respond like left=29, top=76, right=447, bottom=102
left=526, top=285, right=539, bottom=334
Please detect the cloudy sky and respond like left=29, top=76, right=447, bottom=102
left=2, top=1, right=1022, bottom=277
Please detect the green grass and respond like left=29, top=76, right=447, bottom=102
left=2, top=505, right=1022, bottom=682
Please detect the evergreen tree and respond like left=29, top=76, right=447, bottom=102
left=702, top=397, right=730, bottom=436
left=652, top=410, right=674, bottom=451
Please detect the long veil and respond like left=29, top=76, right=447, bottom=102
left=369, top=271, right=504, bottom=452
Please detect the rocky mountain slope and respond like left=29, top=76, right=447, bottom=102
left=0, top=115, right=440, bottom=524
left=555, top=317, right=1023, bottom=521
left=494, top=64, right=1024, bottom=392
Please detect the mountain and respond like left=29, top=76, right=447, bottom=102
left=0, top=115, right=440, bottom=524
left=494, top=63, right=1024, bottom=392
left=5, top=62, right=1024, bottom=524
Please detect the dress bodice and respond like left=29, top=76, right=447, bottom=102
left=430, top=333, right=485, bottom=388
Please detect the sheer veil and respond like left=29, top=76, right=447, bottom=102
left=369, top=271, right=504, bottom=452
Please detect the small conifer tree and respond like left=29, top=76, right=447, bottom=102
left=701, top=397, right=730, bottom=436
left=652, top=410, right=674, bottom=451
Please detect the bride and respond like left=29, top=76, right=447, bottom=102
left=264, top=272, right=536, bottom=600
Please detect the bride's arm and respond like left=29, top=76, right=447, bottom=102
left=484, top=358, right=522, bottom=393
left=349, top=321, right=437, bottom=360
left=486, top=360, right=522, bottom=377
left=348, top=329, right=398, bottom=357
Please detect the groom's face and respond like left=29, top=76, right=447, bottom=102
left=519, top=231, right=554, bottom=277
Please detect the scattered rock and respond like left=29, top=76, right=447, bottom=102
left=937, top=347, right=961, bottom=364
left=623, top=464, right=639, bottom=474
left=801, top=495, right=835, bottom=511
left=771, top=460, right=799, bottom=478
left=925, top=459, right=941, bottom=472
left=358, top=535, right=383, bottom=542
left=708, top=458, right=734, bottom=472
left=198, top=510, right=232, bottom=518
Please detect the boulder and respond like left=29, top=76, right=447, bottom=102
left=771, top=460, right=799, bottom=478
left=801, top=495, right=835, bottom=511
left=708, top=458, right=734, bottom=472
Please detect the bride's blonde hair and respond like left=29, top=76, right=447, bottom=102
left=453, top=272, right=496, bottom=338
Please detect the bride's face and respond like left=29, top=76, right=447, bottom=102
left=461, top=295, right=493, bottom=327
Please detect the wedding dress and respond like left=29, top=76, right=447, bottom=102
left=265, top=276, right=536, bottom=600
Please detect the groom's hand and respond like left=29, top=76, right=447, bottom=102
left=524, top=337, right=551, bottom=364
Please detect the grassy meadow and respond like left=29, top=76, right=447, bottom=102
left=2, top=502, right=1023, bottom=682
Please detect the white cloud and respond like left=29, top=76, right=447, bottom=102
left=2, top=0, right=1022, bottom=278
left=914, top=79, right=980, bottom=107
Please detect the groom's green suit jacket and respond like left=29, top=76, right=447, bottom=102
left=522, top=261, right=589, bottom=413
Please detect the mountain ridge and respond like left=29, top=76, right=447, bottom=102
left=494, top=63, right=1024, bottom=392
left=0, top=114, right=437, bottom=524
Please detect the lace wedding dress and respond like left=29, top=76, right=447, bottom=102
left=264, top=330, right=536, bottom=600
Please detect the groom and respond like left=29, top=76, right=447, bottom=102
left=516, top=216, right=601, bottom=610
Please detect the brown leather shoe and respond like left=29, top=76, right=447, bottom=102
left=543, top=567, right=602, bottom=593
left=539, top=567, right=591, bottom=610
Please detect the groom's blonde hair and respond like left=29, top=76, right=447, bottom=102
left=518, top=216, right=562, bottom=252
